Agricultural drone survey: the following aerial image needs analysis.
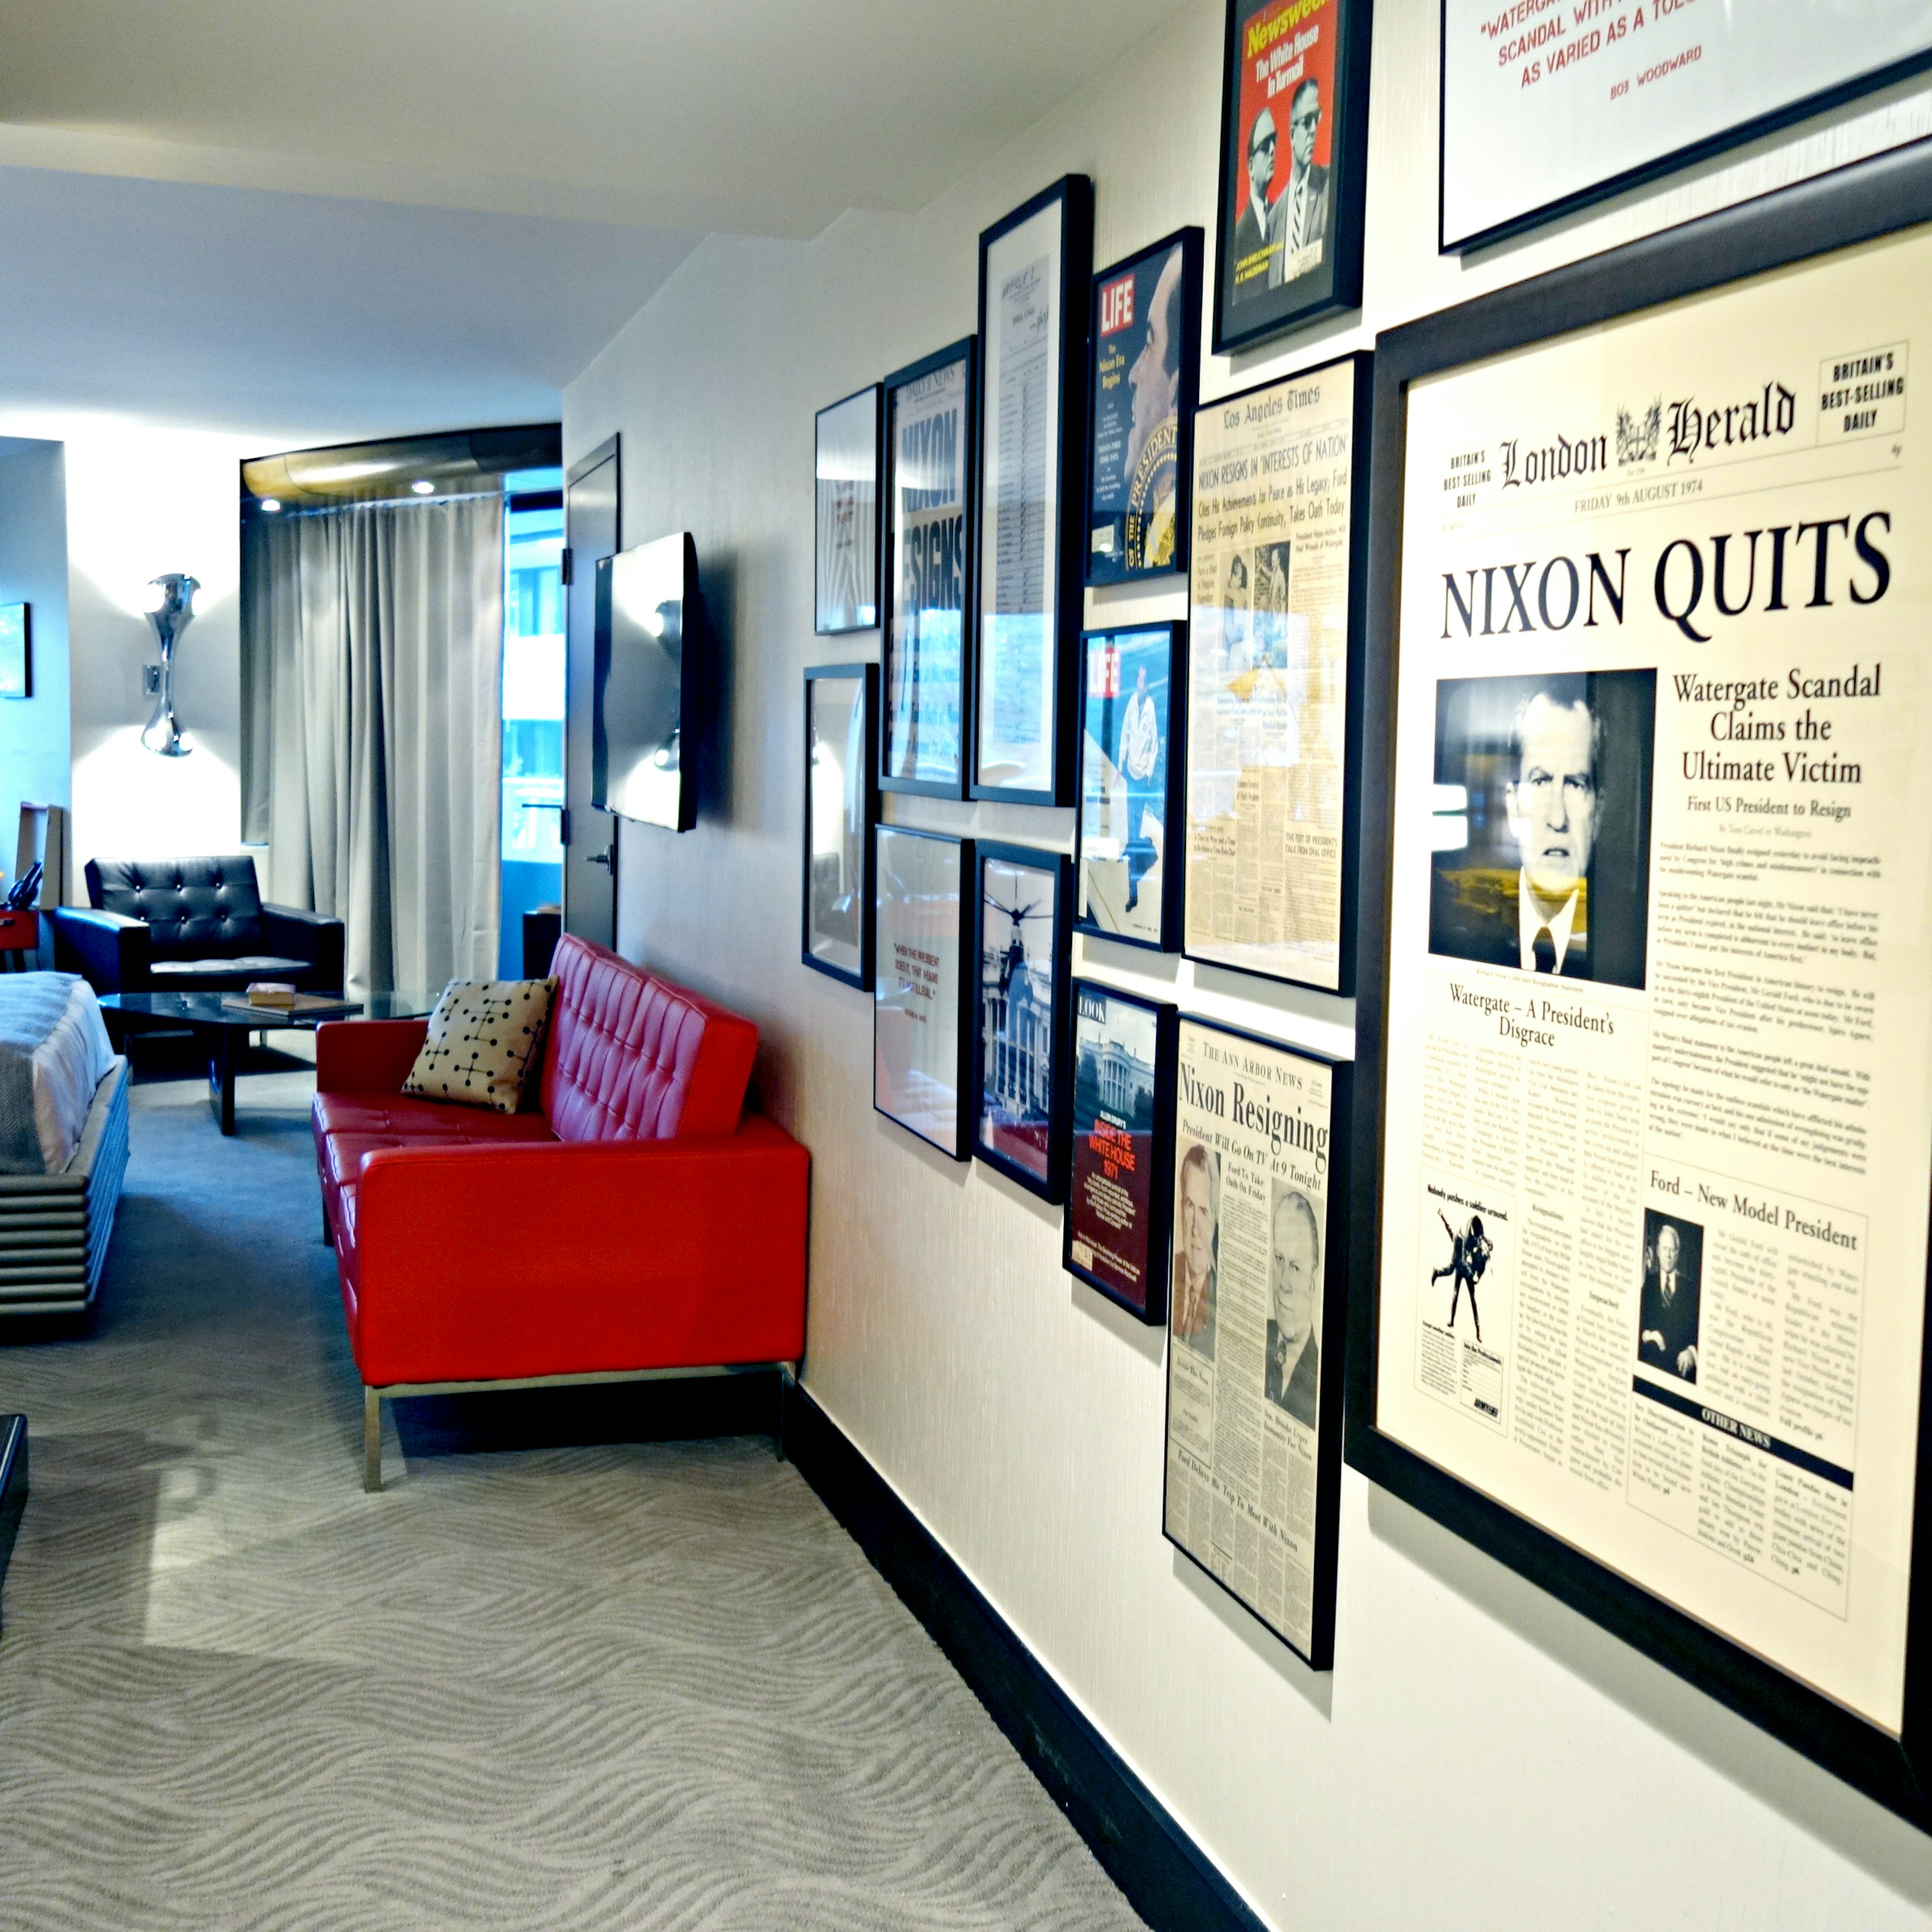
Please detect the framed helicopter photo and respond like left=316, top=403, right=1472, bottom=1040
left=971, top=841, right=1074, bottom=1201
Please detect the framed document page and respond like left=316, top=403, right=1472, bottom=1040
left=973, top=178, right=1094, bottom=806
left=815, top=385, right=880, bottom=634
left=1166, top=1017, right=1348, bottom=1666
left=801, top=663, right=877, bottom=988
left=874, top=825, right=974, bottom=1157
left=1183, top=353, right=1371, bottom=992
left=881, top=340, right=977, bottom=798
left=1087, top=228, right=1202, bottom=585
left=972, top=841, right=1073, bottom=1201
left=1348, top=143, right=1932, bottom=1822
left=1065, top=982, right=1176, bottom=1323
left=1076, top=623, right=1186, bottom=953
left=1440, top=0, right=1932, bottom=253
left=1212, top=0, right=1372, bottom=356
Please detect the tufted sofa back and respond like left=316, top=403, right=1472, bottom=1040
left=88, top=856, right=265, bottom=958
left=538, top=933, right=757, bottom=1143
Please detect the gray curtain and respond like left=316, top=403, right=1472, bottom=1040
left=240, top=494, right=503, bottom=997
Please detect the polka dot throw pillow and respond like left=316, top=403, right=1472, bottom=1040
left=402, top=978, right=557, bottom=1113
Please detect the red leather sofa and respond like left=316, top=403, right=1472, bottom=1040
left=312, top=935, right=809, bottom=1488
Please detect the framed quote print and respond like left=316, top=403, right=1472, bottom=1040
left=1440, top=1, right=1932, bottom=253
left=1346, top=140, right=1932, bottom=1823
left=1212, top=0, right=1372, bottom=355
left=1182, top=352, right=1371, bottom=993
left=1166, top=1016, right=1349, bottom=1667
left=1087, top=228, right=1202, bottom=586
left=1076, top=623, right=1186, bottom=953
left=972, top=841, right=1073, bottom=1201
left=874, top=825, right=974, bottom=1158
left=1065, top=982, right=1176, bottom=1324
left=881, top=339, right=978, bottom=799
left=973, top=177, right=1094, bottom=807
left=801, top=663, right=877, bottom=989
left=815, top=385, right=881, bottom=634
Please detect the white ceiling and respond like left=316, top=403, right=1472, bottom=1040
left=0, top=0, right=1188, bottom=443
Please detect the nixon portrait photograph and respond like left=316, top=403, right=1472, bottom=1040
left=1173, top=1135, right=1220, bottom=1362
left=1428, top=670, right=1656, bottom=990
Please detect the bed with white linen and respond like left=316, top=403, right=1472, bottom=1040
left=0, top=973, right=129, bottom=1317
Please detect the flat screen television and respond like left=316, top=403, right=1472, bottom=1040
left=593, top=532, right=702, bottom=832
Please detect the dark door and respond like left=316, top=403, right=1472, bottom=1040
left=563, top=436, right=619, bottom=946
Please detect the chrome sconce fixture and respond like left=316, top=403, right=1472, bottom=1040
left=140, top=573, right=199, bottom=757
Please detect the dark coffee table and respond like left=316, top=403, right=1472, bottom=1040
left=100, top=990, right=436, bottom=1135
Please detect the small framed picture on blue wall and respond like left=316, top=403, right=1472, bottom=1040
left=0, top=605, right=29, bottom=698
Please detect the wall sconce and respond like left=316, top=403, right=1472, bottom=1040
left=140, top=572, right=199, bottom=757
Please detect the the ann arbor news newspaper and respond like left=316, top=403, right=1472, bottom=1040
left=1378, top=225, right=1929, bottom=1732
left=1166, top=1020, right=1332, bottom=1654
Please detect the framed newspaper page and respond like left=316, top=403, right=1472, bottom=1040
left=881, top=339, right=977, bottom=799
left=1440, top=0, right=1932, bottom=254
left=1076, top=622, right=1187, bottom=953
left=1212, top=0, right=1373, bottom=356
left=1065, top=982, right=1177, bottom=1323
left=815, top=384, right=881, bottom=635
left=801, top=663, right=877, bottom=989
left=1166, top=1017, right=1350, bottom=1667
left=972, top=841, right=1074, bottom=1201
left=1182, top=352, right=1372, bottom=993
left=972, top=177, right=1094, bottom=807
left=1347, top=141, right=1932, bottom=1822
left=874, top=825, right=975, bottom=1159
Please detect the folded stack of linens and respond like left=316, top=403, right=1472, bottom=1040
left=0, top=973, right=116, bottom=1174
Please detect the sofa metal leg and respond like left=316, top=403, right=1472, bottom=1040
left=363, top=1388, right=382, bottom=1492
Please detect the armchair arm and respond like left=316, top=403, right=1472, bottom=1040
left=316, top=1017, right=430, bottom=1094
left=262, top=903, right=346, bottom=991
left=51, top=907, right=150, bottom=994
left=353, top=1115, right=810, bottom=1386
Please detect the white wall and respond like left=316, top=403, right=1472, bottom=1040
left=60, top=426, right=252, bottom=884
left=0, top=437, right=70, bottom=897
left=565, top=3, right=1932, bottom=1924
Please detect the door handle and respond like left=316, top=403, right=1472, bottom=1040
left=587, top=845, right=616, bottom=871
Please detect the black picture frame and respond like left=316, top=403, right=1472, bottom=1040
left=801, top=662, right=878, bottom=989
left=880, top=338, right=979, bottom=800
left=815, top=384, right=883, bottom=635
left=971, top=176, right=1094, bottom=808
left=1086, top=227, right=1203, bottom=587
left=1165, top=1014, right=1351, bottom=1669
left=1064, top=982, right=1177, bottom=1325
left=1211, top=0, right=1373, bottom=357
left=1074, top=621, right=1187, bottom=955
left=1346, top=138, right=1932, bottom=1827
left=0, top=604, right=29, bottom=699
left=971, top=840, right=1074, bottom=1202
left=1180, top=349, right=1374, bottom=997
left=1437, top=2, right=1932, bottom=255
left=874, top=824, right=976, bottom=1160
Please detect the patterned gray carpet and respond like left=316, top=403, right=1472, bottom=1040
left=0, top=1069, right=1143, bottom=1931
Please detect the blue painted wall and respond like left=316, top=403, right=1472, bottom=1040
left=0, top=437, right=69, bottom=902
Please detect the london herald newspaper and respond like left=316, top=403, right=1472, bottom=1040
left=1379, top=223, right=1928, bottom=1731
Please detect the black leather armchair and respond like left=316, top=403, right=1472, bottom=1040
left=51, top=856, right=345, bottom=995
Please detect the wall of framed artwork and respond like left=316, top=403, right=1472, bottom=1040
left=880, top=338, right=977, bottom=799
left=1065, top=980, right=1176, bottom=1323
left=874, top=823, right=974, bottom=1158
left=1181, top=350, right=1372, bottom=994
left=1439, top=1, right=1932, bottom=253
left=1075, top=622, right=1185, bottom=953
left=1349, top=142, right=1932, bottom=1825
left=815, top=385, right=881, bottom=634
left=972, top=840, right=1073, bottom=1200
left=1087, top=227, right=1202, bottom=586
left=801, top=663, right=877, bottom=988
left=972, top=177, right=1093, bottom=807
left=567, top=0, right=1932, bottom=1921
left=1211, top=0, right=1373, bottom=355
